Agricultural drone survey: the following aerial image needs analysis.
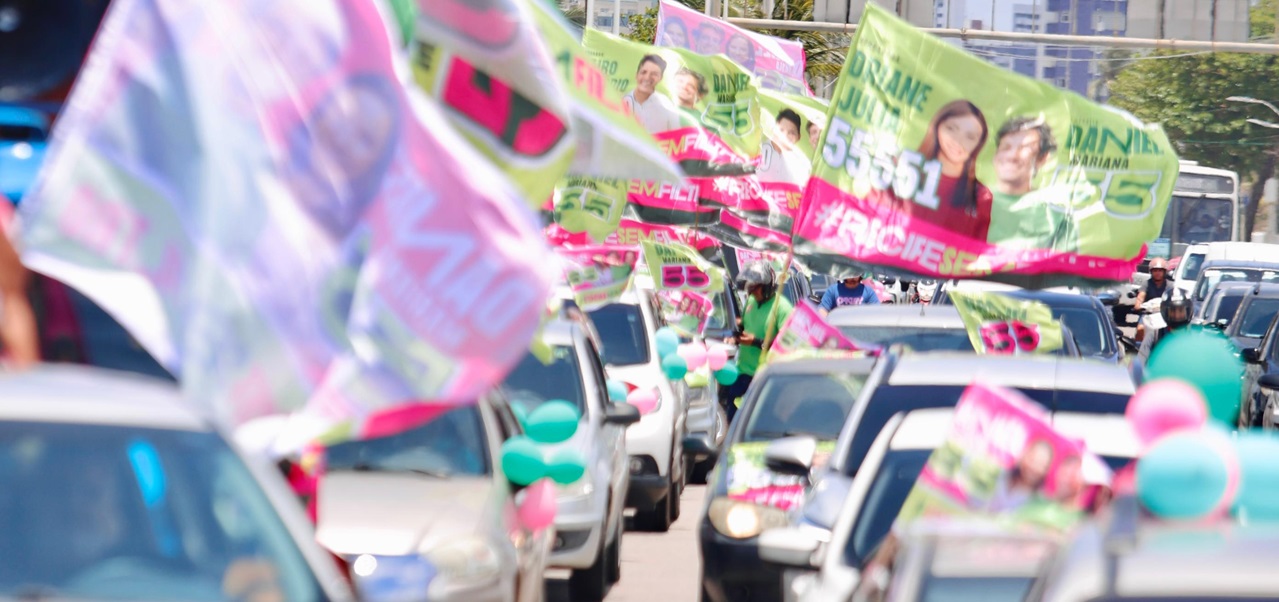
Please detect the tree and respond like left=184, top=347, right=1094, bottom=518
left=1108, top=0, right=1279, bottom=235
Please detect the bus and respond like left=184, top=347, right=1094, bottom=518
left=1147, top=161, right=1241, bottom=263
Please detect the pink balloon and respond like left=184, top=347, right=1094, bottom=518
left=679, top=343, right=708, bottom=371
left=627, top=388, right=659, bottom=415
left=707, top=346, right=729, bottom=371
left=518, top=479, right=557, bottom=532
left=1126, top=379, right=1208, bottom=446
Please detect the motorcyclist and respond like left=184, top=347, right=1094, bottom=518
left=1124, top=258, right=1169, bottom=335
left=722, top=261, right=793, bottom=423
left=1139, top=287, right=1193, bottom=361
left=818, top=271, right=880, bottom=316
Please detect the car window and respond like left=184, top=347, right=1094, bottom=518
left=502, top=345, right=587, bottom=415
left=844, top=449, right=931, bottom=567
left=325, top=404, right=490, bottom=476
left=1236, top=298, right=1279, bottom=338
left=587, top=304, right=652, bottom=366
left=707, top=288, right=734, bottom=332
left=842, top=385, right=1131, bottom=476
left=1181, top=253, right=1206, bottom=281
left=742, top=372, right=869, bottom=443
left=836, top=326, right=975, bottom=352
left=1051, top=307, right=1110, bottom=357
left=0, top=422, right=326, bottom=601
left=1196, top=269, right=1279, bottom=302
left=918, top=576, right=1037, bottom=602
left=584, top=339, right=611, bottom=412
left=1211, top=293, right=1245, bottom=326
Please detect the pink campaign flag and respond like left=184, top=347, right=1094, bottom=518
left=655, top=0, right=811, bottom=96
left=770, top=300, right=880, bottom=357
left=18, top=0, right=555, bottom=445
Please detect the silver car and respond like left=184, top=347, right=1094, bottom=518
left=826, top=305, right=974, bottom=353
left=316, top=392, right=551, bottom=602
left=0, top=364, right=354, bottom=601
left=502, top=318, right=640, bottom=601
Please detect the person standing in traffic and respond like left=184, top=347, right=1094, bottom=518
left=818, top=272, right=880, bottom=316
left=723, top=262, right=792, bottom=423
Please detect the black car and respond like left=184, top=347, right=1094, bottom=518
left=1195, top=281, right=1254, bottom=328
left=934, top=287, right=1122, bottom=363
left=1222, top=283, right=1279, bottom=352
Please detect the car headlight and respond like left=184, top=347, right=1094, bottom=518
left=708, top=497, right=790, bottom=539
left=424, top=538, right=502, bottom=587
left=348, top=554, right=436, bottom=602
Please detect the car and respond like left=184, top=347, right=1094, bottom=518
left=698, top=354, right=878, bottom=602
left=1192, top=281, right=1253, bottom=327
left=1236, top=303, right=1279, bottom=427
left=0, top=364, right=355, bottom=601
left=826, top=305, right=974, bottom=353
left=798, top=352, right=1136, bottom=533
left=1173, top=241, right=1279, bottom=296
left=684, top=273, right=737, bottom=484
left=0, top=106, right=49, bottom=203
left=1189, top=260, right=1279, bottom=307
left=933, top=279, right=1089, bottom=304
left=1029, top=496, right=1279, bottom=602
left=500, top=319, right=641, bottom=601
left=316, top=391, right=550, bottom=602
left=758, top=407, right=1138, bottom=602
left=997, top=289, right=1123, bottom=364
left=1220, top=283, right=1279, bottom=352
left=581, top=283, right=690, bottom=532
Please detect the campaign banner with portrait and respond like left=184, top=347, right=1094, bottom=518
left=655, top=0, right=811, bottom=96
left=582, top=29, right=764, bottom=227
left=642, top=240, right=727, bottom=294
left=559, top=245, right=640, bottom=310
left=792, top=5, right=1179, bottom=288
left=770, top=301, right=879, bottom=357
left=551, top=176, right=630, bottom=243
left=895, top=383, right=1090, bottom=533
left=656, top=290, right=714, bottom=337
left=723, top=440, right=838, bottom=511
left=948, top=291, right=1064, bottom=355
left=19, top=0, right=556, bottom=446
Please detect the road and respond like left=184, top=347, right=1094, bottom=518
left=547, top=484, right=707, bottom=602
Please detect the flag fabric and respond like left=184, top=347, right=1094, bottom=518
left=770, top=300, right=880, bottom=357
left=948, top=291, right=1065, bottom=355
left=655, top=0, right=811, bottom=96
left=641, top=240, right=726, bottom=295
left=558, top=245, right=640, bottom=310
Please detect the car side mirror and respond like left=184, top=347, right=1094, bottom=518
left=604, top=403, right=641, bottom=426
left=1259, top=373, right=1279, bottom=391
left=758, top=526, right=822, bottom=569
left=764, top=435, right=817, bottom=477
left=1243, top=347, right=1263, bottom=365
left=682, top=435, right=715, bottom=457
left=1213, top=318, right=1229, bottom=330
left=1097, top=291, right=1119, bottom=306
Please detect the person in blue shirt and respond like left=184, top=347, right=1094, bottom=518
left=819, top=272, right=880, bottom=316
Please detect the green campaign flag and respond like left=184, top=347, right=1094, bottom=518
left=552, top=176, right=630, bottom=243
left=758, top=88, right=829, bottom=168
left=949, top=291, right=1064, bottom=355
left=641, top=240, right=726, bottom=294
left=792, top=4, right=1179, bottom=288
left=526, top=0, right=683, bottom=185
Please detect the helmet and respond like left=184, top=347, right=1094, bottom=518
left=737, top=261, right=777, bottom=297
left=1160, top=287, right=1193, bottom=328
left=1149, top=258, right=1168, bottom=272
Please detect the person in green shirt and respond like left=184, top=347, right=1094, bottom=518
left=721, top=261, right=793, bottom=423
left=986, top=117, right=1079, bottom=253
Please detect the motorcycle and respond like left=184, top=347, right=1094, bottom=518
left=909, top=279, right=939, bottom=304
left=1119, top=297, right=1163, bottom=354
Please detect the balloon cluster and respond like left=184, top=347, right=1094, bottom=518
left=654, top=326, right=738, bottom=385
left=1126, top=329, right=1279, bottom=522
left=500, top=400, right=588, bottom=531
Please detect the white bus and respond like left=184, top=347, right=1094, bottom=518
left=1147, top=160, right=1241, bottom=263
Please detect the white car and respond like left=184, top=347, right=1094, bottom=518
left=758, top=407, right=1138, bottom=601
left=1174, top=241, right=1279, bottom=296
left=577, top=281, right=690, bottom=532
left=0, top=364, right=355, bottom=601
left=501, top=318, right=639, bottom=601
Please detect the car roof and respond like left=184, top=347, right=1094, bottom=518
left=755, top=356, right=879, bottom=376
left=885, top=353, right=1135, bottom=395
left=0, top=364, right=208, bottom=431
left=1200, top=259, right=1279, bottom=270
left=945, top=279, right=1086, bottom=296
left=887, top=408, right=1138, bottom=458
left=826, top=305, right=964, bottom=328
left=1239, top=282, right=1279, bottom=297
left=1001, top=289, right=1099, bottom=308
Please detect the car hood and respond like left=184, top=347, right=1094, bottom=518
left=316, top=473, right=502, bottom=556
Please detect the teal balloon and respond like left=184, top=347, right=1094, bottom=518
left=662, top=353, right=689, bottom=380
left=501, top=436, right=547, bottom=486
left=715, top=361, right=739, bottom=386
left=606, top=380, right=628, bottom=403
left=655, top=327, right=681, bottom=359
left=1234, top=430, right=1279, bottom=522
left=1137, top=431, right=1230, bottom=519
left=1147, top=329, right=1243, bottom=428
left=547, top=448, right=587, bottom=485
left=525, top=400, right=581, bottom=444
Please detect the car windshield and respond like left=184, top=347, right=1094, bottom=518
left=844, top=449, right=931, bottom=567
left=835, top=326, right=975, bottom=352
left=917, top=576, right=1037, bottom=602
left=841, top=385, right=1131, bottom=476
left=587, top=303, right=651, bottom=366
left=742, top=372, right=869, bottom=442
left=1181, top=253, right=1206, bottom=282
left=325, top=404, right=490, bottom=477
left=1049, top=307, right=1112, bottom=358
left=1235, top=298, right=1279, bottom=339
left=0, top=421, right=326, bottom=601
left=502, top=345, right=586, bottom=415
left=1195, top=268, right=1279, bottom=303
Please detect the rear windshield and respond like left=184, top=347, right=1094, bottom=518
left=1236, top=298, right=1279, bottom=338
left=1050, top=306, right=1112, bottom=358
left=1208, top=292, right=1246, bottom=326
left=501, top=345, right=586, bottom=414
left=841, top=385, right=1131, bottom=476
left=1195, top=268, right=1279, bottom=303
left=918, top=576, right=1037, bottom=602
left=742, top=372, right=869, bottom=443
left=836, top=326, right=975, bottom=352
left=587, top=304, right=651, bottom=366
